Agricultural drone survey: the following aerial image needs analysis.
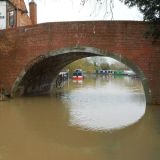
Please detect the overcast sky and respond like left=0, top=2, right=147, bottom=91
left=25, top=0, right=143, bottom=23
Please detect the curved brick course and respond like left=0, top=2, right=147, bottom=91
left=0, top=21, right=159, bottom=104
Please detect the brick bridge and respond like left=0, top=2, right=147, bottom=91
left=0, top=21, right=160, bottom=104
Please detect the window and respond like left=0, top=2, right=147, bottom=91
left=9, top=10, right=14, bottom=27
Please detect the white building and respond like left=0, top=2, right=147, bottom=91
left=0, top=1, right=7, bottom=29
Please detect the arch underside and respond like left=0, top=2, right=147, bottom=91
left=12, top=46, right=151, bottom=104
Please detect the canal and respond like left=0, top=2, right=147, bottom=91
left=0, top=75, right=160, bottom=160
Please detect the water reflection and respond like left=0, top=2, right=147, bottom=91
left=62, top=75, right=146, bottom=131
left=0, top=75, right=151, bottom=160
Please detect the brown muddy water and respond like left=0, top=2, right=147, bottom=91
left=0, top=75, right=160, bottom=160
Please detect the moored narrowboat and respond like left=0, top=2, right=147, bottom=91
left=72, top=69, right=84, bottom=80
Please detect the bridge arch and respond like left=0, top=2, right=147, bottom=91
left=11, top=46, right=150, bottom=104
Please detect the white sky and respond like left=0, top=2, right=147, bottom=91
left=25, top=0, right=143, bottom=23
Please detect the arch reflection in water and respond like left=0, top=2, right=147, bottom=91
left=62, top=76, right=146, bottom=132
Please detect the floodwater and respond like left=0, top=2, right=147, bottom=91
left=0, top=75, right=160, bottom=160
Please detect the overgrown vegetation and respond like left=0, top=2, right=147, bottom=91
left=120, top=0, right=160, bottom=40
left=65, top=58, right=96, bottom=73
left=65, top=57, right=128, bottom=74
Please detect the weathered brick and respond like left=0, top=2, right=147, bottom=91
left=0, top=21, right=159, bottom=104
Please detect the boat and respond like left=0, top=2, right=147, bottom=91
left=124, top=70, right=137, bottom=77
left=72, top=69, right=84, bottom=80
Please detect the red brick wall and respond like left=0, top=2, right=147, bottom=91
left=6, top=0, right=32, bottom=28
left=16, top=11, right=32, bottom=27
left=0, top=21, right=159, bottom=104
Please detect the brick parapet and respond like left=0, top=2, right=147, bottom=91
left=0, top=21, right=159, bottom=104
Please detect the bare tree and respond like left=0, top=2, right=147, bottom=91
left=80, top=0, right=114, bottom=19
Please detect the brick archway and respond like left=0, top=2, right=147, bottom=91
left=11, top=46, right=150, bottom=104
left=0, top=21, right=159, bottom=104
